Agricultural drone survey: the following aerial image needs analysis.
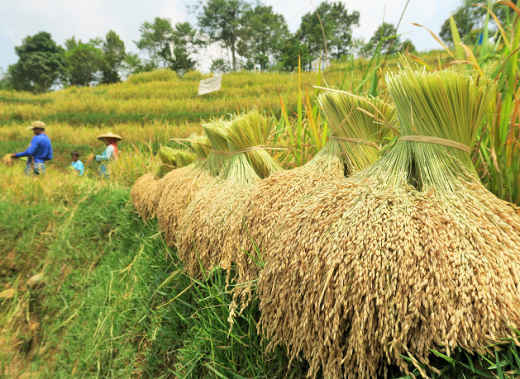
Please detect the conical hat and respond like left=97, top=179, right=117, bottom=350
left=27, top=120, right=46, bottom=130
left=97, top=132, right=122, bottom=141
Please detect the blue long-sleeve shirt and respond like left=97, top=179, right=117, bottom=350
left=15, top=134, right=53, bottom=163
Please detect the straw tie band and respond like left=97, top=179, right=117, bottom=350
left=331, top=136, right=381, bottom=150
left=399, top=135, right=471, bottom=153
left=210, top=146, right=289, bottom=155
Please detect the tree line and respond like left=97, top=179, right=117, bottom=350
left=2, top=0, right=510, bottom=93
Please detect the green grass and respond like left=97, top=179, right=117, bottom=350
left=0, top=185, right=305, bottom=378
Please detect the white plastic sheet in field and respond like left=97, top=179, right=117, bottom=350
left=198, top=74, right=223, bottom=96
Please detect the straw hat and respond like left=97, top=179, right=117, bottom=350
left=27, top=120, right=46, bottom=130
left=97, top=132, right=122, bottom=141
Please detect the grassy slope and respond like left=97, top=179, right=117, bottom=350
left=0, top=176, right=305, bottom=378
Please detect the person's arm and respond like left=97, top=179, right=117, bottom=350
left=13, top=137, right=38, bottom=158
left=78, top=161, right=85, bottom=176
left=96, top=145, right=114, bottom=161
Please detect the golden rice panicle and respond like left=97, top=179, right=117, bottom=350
left=130, top=173, right=160, bottom=221
left=156, top=164, right=215, bottom=247
left=177, top=172, right=258, bottom=277
left=229, top=139, right=345, bottom=306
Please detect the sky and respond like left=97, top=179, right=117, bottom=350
left=0, top=0, right=462, bottom=73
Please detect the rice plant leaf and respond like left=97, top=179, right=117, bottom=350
left=431, top=348, right=456, bottom=365
left=479, top=3, right=510, bottom=48
left=497, top=0, right=520, bottom=17
left=461, top=43, right=484, bottom=75
left=449, top=16, right=465, bottom=60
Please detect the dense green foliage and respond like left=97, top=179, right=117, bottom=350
left=8, top=32, right=65, bottom=93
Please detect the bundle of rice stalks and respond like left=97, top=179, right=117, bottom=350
left=186, top=134, right=211, bottom=159
left=228, top=110, right=282, bottom=178
left=2, top=154, right=13, bottom=166
left=257, top=70, right=520, bottom=378
left=156, top=163, right=214, bottom=246
left=319, top=90, right=396, bottom=171
left=231, top=93, right=395, bottom=306
left=177, top=111, right=279, bottom=277
left=156, top=146, right=197, bottom=178
left=130, top=173, right=160, bottom=220
left=159, top=146, right=197, bottom=167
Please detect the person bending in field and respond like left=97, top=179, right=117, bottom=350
left=11, top=121, right=53, bottom=175
left=70, top=151, right=84, bottom=176
left=88, top=132, right=121, bottom=178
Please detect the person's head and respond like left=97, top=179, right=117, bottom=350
left=71, top=151, right=80, bottom=161
left=29, top=121, right=46, bottom=135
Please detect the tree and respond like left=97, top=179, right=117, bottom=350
left=401, top=39, right=416, bottom=53
left=361, top=22, right=401, bottom=56
left=8, top=32, right=65, bottom=93
left=101, top=30, right=126, bottom=84
left=276, top=35, right=310, bottom=72
left=198, top=0, right=250, bottom=71
left=237, top=5, right=290, bottom=71
left=136, top=18, right=202, bottom=72
left=63, top=37, right=103, bottom=86
left=0, top=69, right=12, bottom=90
left=296, top=1, right=359, bottom=63
left=170, top=22, right=204, bottom=72
left=439, top=0, right=485, bottom=45
left=136, top=17, right=174, bottom=69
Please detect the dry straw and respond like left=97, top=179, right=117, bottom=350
left=131, top=136, right=204, bottom=220
left=231, top=92, right=395, bottom=307
left=130, top=173, right=160, bottom=220
left=156, top=163, right=215, bottom=246
left=177, top=111, right=277, bottom=277
left=257, top=69, right=520, bottom=378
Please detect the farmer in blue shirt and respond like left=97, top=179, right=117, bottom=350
left=11, top=121, right=53, bottom=175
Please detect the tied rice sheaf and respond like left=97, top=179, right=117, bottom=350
left=177, top=111, right=280, bottom=277
left=230, top=93, right=395, bottom=308
left=257, top=69, right=520, bottom=378
left=131, top=136, right=209, bottom=221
